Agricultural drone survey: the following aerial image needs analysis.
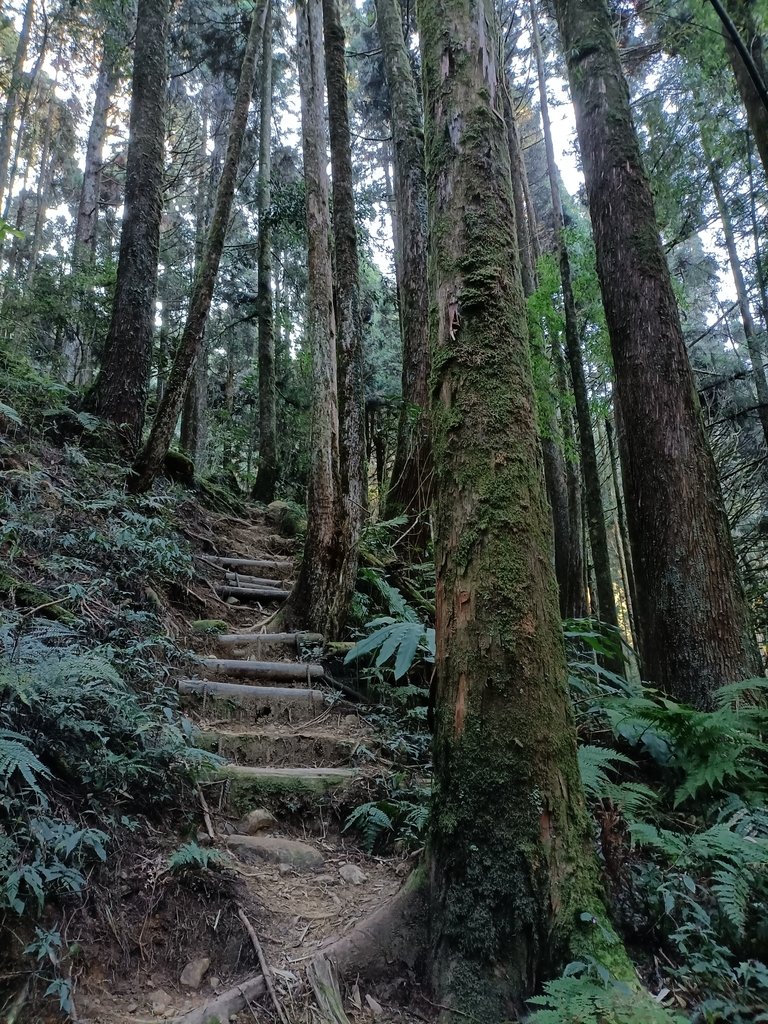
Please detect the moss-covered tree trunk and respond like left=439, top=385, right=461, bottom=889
left=376, top=0, right=432, bottom=545
left=282, top=0, right=349, bottom=637
left=252, top=6, right=279, bottom=502
left=130, top=0, right=269, bottom=490
left=553, top=0, right=760, bottom=707
left=417, top=0, right=613, bottom=1016
left=322, top=0, right=366, bottom=598
left=86, top=0, right=169, bottom=448
left=531, top=0, right=619, bottom=640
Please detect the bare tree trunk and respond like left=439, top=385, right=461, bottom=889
left=283, top=0, right=348, bottom=636
left=252, top=6, right=279, bottom=502
left=531, top=0, right=619, bottom=639
left=377, top=0, right=432, bottom=544
left=503, top=83, right=536, bottom=297
left=418, top=0, right=618, bottom=1014
left=322, top=0, right=366, bottom=599
left=605, top=416, right=639, bottom=649
left=131, top=0, right=269, bottom=490
left=705, top=149, right=768, bottom=449
left=0, top=0, right=35, bottom=213
left=553, top=0, right=761, bottom=707
left=85, top=0, right=170, bottom=447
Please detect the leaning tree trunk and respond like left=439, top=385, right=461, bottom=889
left=531, top=0, right=620, bottom=640
left=85, top=0, right=169, bottom=447
left=376, top=0, right=432, bottom=544
left=0, top=0, right=34, bottom=213
left=705, top=149, right=768, bottom=450
left=552, top=0, right=760, bottom=707
left=282, top=0, right=348, bottom=637
left=322, top=0, right=366, bottom=596
left=131, top=0, right=269, bottom=490
left=713, top=0, right=768, bottom=178
left=417, top=0, right=620, bottom=1016
left=252, top=5, right=279, bottom=502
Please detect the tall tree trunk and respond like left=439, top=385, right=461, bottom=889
left=377, top=0, right=432, bottom=542
left=0, top=0, right=35, bottom=213
left=553, top=0, right=760, bottom=707
left=713, top=0, right=768, bottom=177
left=74, top=41, right=118, bottom=267
left=180, top=100, right=212, bottom=468
left=553, top=333, right=588, bottom=618
left=605, top=415, right=639, bottom=649
left=322, top=0, right=366, bottom=597
left=531, top=0, right=620, bottom=638
left=85, top=0, right=169, bottom=447
left=283, top=0, right=348, bottom=636
left=705, top=150, right=768, bottom=449
left=417, top=0, right=615, bottom=1014
left=131, top=0, right=269, bottom=490
left=252, top=7, right=279, bottom=502
left=25, top=75, right=57, bottom=288
left=503, top=83, right=536, bottom=297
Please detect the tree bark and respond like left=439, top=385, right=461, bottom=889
left=705, top=149, right=768, bottom=450
left=85, top=0, right=169, bottom=447
left=531, top=0, right=620, bottom=639
left=252, top=6, right=279, bottom=502
left=417, top=0, right=615, bottom=1015
left=376, top=0, right=432, bottom=543
left=25, top=75, right=57, bottom=288
left=322, top=0, right=366, bottom=600
left=552, top=0, right=761, bottom=707
left=0, top=0, right=35, bottom=213
left=131, top=0, right=269, bottom=489
left=282, top=0, right=348, bottom=636
left=502, top=82, right=536, bottom=297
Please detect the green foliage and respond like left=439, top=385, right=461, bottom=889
left=167, top=841, right=226, bottom=875
left=528, top=969, right=685, bottom=1024
left=343, top=787, right=430, bottom=853
left=345, top=617, right=435, bottom=680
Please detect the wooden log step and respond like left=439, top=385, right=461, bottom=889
left=216, top=631, right=324, bottom=647
left=220, top=764, right=357, bottom=781
left=204, top=557, right=293, bottom=569
left=195, top=727, right=367, bottom=766
left=178, top=679, right=325, bottom=701
left=202, top=657, right=324, bottom=680
left=217, top=585, right=291, bottom=601
left=225, top=572, right=293, bottom=587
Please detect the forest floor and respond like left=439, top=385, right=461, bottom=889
left=68, top=506, right=428, bottom=1024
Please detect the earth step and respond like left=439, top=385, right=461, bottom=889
left=204, top=556, right=293, bottom=570
left=216, top=764, right=359, bottom=809
left=216, top=631, right=324, bottom=648
left=196, top=727, right=367, bottom=766
left=180, top=679, right=328, bottom=725
left=201, top=658, right=324, bottom=681
left=224, top=834, right=325, bottom=871
left=217, top=585, right=291, bottom=601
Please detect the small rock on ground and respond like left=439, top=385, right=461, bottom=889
left=150, top=989, right=172, bottom=1014
left=240, top=808, right=276, bottom=834
left=180, top=956, right=211, bottom=989
left=339, top=863, right=367, bottom=885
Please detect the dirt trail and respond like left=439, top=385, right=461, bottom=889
left=78, top=511, right=423, bottom=1024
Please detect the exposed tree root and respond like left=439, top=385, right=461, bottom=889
left=173, top=873, right=427, bottom=1023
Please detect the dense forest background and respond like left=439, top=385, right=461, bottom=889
left=2, top=0, right=768, bottom=1021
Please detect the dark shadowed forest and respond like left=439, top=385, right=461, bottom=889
left=1, top=0, right=768, bottom=1021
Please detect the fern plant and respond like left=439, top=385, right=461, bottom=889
left=168, top=841, right=226, bottom=875
left=345, top=617, right=435, bottom=680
